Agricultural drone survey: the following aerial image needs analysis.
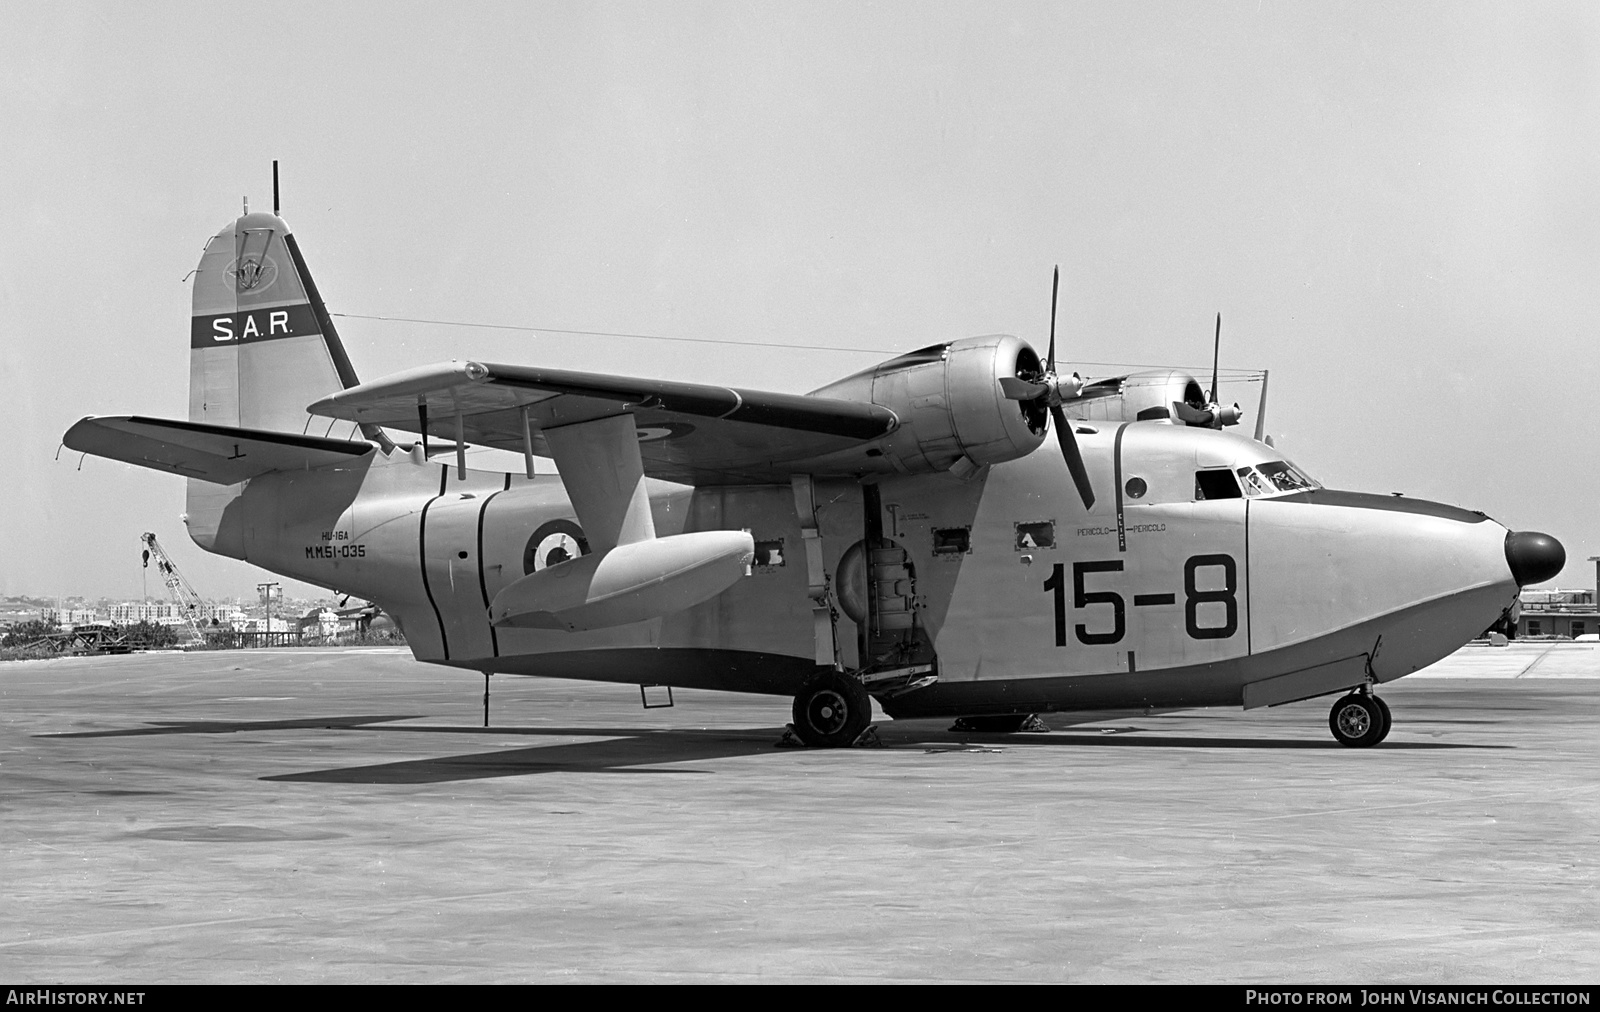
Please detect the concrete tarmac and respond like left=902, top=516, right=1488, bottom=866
left=1, top=642, right=1597, bottom=983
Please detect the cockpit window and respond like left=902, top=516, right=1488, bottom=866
left=1235, top=467, right=1270, bottom=496
left=1195, top=469, right=1242, bottom=500
left=1234, top=460, right=1322, bottom=496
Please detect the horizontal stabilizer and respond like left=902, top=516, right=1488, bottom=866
left=63, top=415, right=373, bottom=485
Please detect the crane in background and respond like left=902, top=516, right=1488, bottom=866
left=140, top=532, right=208, bottom=643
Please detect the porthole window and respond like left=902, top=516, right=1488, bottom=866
left=1124, top=477, right=1148, bottom=500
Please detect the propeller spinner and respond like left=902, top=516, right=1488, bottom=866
left=999, top=266, right=1095, bottom=509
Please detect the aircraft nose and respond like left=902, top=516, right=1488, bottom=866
left=1504, top=530, right=1565, bottom=587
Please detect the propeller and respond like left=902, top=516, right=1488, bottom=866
left=999, top=266, right=1095, bottom=509
left=1171, top=312, right=1243, bottom=429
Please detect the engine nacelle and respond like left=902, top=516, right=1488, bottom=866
left=810, top=335, right=1048, bottom=476
left=1067, top=369, right=1208, bottom=424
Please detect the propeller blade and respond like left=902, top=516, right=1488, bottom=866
left=1171, top=400, right=1215, bottom=426
left=999, top=376, right=1047, bottom=401
left=1253, top=369, right=1269, bottom=442
left=1050, top=404, right=1095, bottom=509
left=1047, top=265, right=1059, bottom=373
left=1209, top=312, right=1221, bottom=404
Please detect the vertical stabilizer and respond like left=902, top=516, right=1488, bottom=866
left=185, top=211, right=386, bottom=558
left=188, top=212, right=370, bottom=438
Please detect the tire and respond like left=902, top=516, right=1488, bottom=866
left=791, top=670, right=872, bottom=748
left=1372, top=694, right=1393, bottom=744
left=1328, top=693, right=1386, bottom=748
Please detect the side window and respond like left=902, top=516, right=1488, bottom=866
left=1195, top=469, right=1242, bottom=501
left=932, top=527, right=971, bottom=555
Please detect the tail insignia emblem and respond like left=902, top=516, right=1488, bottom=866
left=225, top=255, right=279, bottom=294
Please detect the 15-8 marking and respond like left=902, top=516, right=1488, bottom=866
left=1043, top=555, right=1238, bottom=646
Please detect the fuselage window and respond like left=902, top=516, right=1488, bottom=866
left=1195, top=469, right=1242, bottom=501
left=1256, top=460, right=1320, bottom=492
left=932, top=526, right=971, bottom=555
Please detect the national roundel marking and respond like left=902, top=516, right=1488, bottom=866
left=523, top=519, right=590, bottom=575
left=635, top=422, right=696, bottom=443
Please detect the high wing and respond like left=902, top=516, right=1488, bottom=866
left=63, top=416, right=374, bottom=485
left=308, top=362, right=901, bottom=484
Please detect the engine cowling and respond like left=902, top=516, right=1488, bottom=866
left=810, top=335, right=1048, bottom=475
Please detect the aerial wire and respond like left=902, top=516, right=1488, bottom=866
left=330, top=311, right=1266, bottom=379
left=330, top=312, right=890, bottom=355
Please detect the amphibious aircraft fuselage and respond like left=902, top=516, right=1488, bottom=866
left=64, top=206, right=1566, bottom=748
left=192, top=419, right=1529, bottom=719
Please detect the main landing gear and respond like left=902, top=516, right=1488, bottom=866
left=1328, top=689, right=1392, bottom=748
left=790, top=669, right=873, bottom=748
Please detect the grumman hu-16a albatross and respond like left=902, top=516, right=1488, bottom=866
left=64, top=207, right=1566, bottom=748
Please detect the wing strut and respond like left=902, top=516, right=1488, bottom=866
left=519, top=405, right=535, bottom=478
left=454, top=409, right=466, bottom=479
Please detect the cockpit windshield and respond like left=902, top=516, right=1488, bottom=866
left=1235, top=459, right=1321, bottom=496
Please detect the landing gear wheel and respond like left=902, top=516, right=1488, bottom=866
left=1371, top=694, right=1392, bottom=744
left=1328, top=693, right=1386, bottom=748
left=791, top=670, right=872, bottom=748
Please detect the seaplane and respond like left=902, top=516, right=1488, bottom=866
left=64, top=193, right=1564, bottom=748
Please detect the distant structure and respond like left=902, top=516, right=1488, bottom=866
left=1509, top=557, right=1600, bottom=639
left=41, top=607, right=98, bottom=626
left=107, top=601, right=183, bottom=624
left=141, top=532, right=209, bottom=642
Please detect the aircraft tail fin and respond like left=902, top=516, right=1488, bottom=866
left=189, top=212, right=389, bottom=447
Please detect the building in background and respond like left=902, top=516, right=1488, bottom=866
left=204, top=604, right=249, bottom=629
left=106, top=601, right=183, bottom=625
left=1511, top=558, right=1600, bottom=639
left=41, top=607, right=98, bottom=627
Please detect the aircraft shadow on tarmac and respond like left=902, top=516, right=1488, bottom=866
left=36, top=716, right=1507, bottom=785
left=40, top=715, right=420, bottom=738
left=255, top=720, right=1506, bottom=785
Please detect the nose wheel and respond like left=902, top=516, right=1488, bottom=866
left=791, top=669, right=873, bottom=748
left=1328, top=691, right=1392, bottom=748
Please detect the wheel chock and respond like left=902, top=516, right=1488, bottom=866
left=774, top=723, right=884, bottom=748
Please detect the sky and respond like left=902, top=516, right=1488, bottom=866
left=2, top=1, right=1596, bottom=601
